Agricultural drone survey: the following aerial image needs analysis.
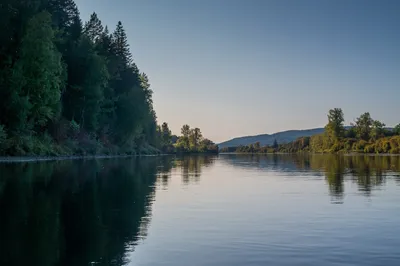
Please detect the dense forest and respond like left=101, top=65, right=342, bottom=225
left=221, top=108, right=400, bottom=154
left=0, top=0, right=216, bottom=156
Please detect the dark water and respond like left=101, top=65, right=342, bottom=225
left=1, top=155, right=400, bottom=266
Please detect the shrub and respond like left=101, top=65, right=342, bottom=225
left=77, top=133, right=102, bottom=155
left=364, top=144, right=375, bottom=153
left=69, top=120, right=80, bottom=138
left=390, top=147, right=400, bottom=154
left=6, top=135, right=33, bottom=155
left=353, top=140, right=368, bottom=151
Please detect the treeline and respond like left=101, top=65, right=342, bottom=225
left=296, top=108, right=400, bottom=154
left=0, top=0, right=157, bottom=155
left=220, top=139, right=279, bottom=153
left=0, top=0, right=216, bottom=156
left=157, top=123, right=218, bottom=154
left=221, top=109, right=400, bottom=154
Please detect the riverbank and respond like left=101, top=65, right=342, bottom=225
left=0, top=154, right=164, bottom=163
left=0, top=152, right=220, bottom=163
left=219, top=151, right=400, bottom=156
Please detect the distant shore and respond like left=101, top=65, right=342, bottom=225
left=219, top=152, right=400, bottom=156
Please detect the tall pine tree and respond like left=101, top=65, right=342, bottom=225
left=9, top=11, right=65, bottom=132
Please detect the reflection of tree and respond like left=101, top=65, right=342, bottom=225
left=311, top=155, right=389, bottom=198
left=220, top=154, right=400, bottom=202
left=0, top=157, right=165, bottom=266
left=158, top=173, right=170, bottom=190
left=293, top=155, right=395, bottom=198
left=324, top=155, right=345, bottom=203
left=220, top=154, right=302, bottom=172
left=347, top=156, right=385, bottom=197
left=156, top=156, right=176, bottom=190
left=175, top=155, right=216, bottom=186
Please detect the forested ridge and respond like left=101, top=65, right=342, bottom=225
left=221, top=109, right=400, bottom=154
left=0, top=0, right=217, bottom=156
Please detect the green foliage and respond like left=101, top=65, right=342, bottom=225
left=370, top=120, right=385, bottom=141
left=9, top=11, right=64, bottom=131
left=157, top=122, right=174, bottom=153
left=225, top=109, right=399, bottom=155
left=161, top=122, right=172, bottom=145
left=325, top=108, right=345, bottom=140
left=174, top=125, right=217, bottom=154
left=179, top=124, right=191, bottom=150
left=190, top=128, right=202, bottom=151
left=345, top=126, right=357, bottom=138
left=0, top=1, right=175, bottom=156
left=355, top=112, right=373, bottom=140
left=393, top=123, right=400, bottom=136
left=364, top=144, right=375, bottom=153
left=84, top=12, right=104, bottom=43
left=352, top=140, right=367, bottom=152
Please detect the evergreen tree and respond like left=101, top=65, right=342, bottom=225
left=9, top=11, right=65, bottom=131
left=113, top=21, right=133, bottom=67
left=273, top=139, right=278, bottom=149
left=84, top=12, right=103, bottom=43
left=62, top=33, right=109, bottom=132
left=0, top=0, right=210, bottom=155
left=45, top=0, right=80, bottom=31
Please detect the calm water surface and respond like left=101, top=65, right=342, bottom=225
left=1, top=154, right=400, bottom=266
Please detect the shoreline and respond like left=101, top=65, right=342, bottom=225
left=0, top=154, right=165, bottom=163
left=219, top=152, right=400, bottom=156
left=0, top=152, right=220, bottom=163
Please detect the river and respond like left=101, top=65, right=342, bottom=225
left=1, top=154, right=400, bottom=266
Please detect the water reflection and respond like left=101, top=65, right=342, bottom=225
left=0, top=156, right=217, bottom=266
left=221, top=154, right=400, bottom=203
left=176, top=155, right=215, bottom=186
left=1, top=155, right=400, bottom=266
left=0, top=158, right=164, bottom=266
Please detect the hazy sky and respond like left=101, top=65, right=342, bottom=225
left=75, top=0, right=400, bottom=142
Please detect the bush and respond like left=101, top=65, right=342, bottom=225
left=6, top=135, right=36, bottom=155
left=353, top=140, right=368, bottom=151
left=331, top=143, right=341, bottom=152
left=364, top=144, right=375, bottom=153
left=390, top=147, right=400, bottom=154
left=77, top=133, right=102, bottom=155
left=139, top=144, right=160, bottom=155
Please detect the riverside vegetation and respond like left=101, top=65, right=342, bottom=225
left=0, top=0, right=217, bottom=156
left=220, top=108, right=400, bottom=154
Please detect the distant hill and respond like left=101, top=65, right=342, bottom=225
left=218, top=128, right=325, bottom=148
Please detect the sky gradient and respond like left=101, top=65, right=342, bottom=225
left=75, top=0, right=400, bottom=143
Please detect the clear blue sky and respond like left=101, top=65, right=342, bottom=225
left=75, top=0, right=400, bottom=143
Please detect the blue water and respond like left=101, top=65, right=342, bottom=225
left=1, top=154, right=400, bottom=266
